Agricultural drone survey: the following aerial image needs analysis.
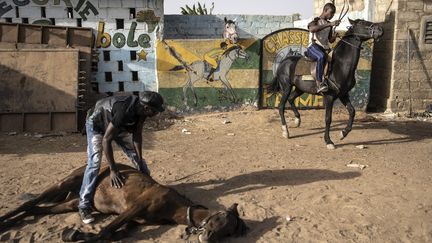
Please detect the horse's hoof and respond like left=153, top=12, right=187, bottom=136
left=281, top=125, right=289, bottom=139
left=326, top=144, right=336, bottom=150
left=340, top=131, right=346, bottom=140
left=294, top=118, right=301, bottom=128
left=62, top=227, right=79, bottom=242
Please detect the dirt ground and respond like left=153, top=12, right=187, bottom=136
left=0, top=108, right=431, bottom=242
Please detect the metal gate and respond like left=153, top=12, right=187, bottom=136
left=259, top=28, right=323, bottom=109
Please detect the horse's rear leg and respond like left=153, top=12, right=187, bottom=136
left=0, top=168, right=83, bottom=222
left=182, top=76, right=191, bottom=106
left=0, top=199, right=79, bottom=232
left=279, top=84, right=292, bottom=139
left=287, top=88, right=304, bottom=127
left=339, top=94, right=355, bottom=140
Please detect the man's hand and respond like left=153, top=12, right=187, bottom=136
left=330, top=20, right=341, bottom=27
left=110, top=168, right=125, bottom=188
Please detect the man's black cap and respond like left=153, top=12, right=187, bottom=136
left=139, top=91, right=165, bottom=112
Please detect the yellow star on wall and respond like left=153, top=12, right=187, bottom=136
left=137, top=49, right=148, bottom=61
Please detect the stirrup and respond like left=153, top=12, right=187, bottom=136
left=317, top=84, right=328, bottom=93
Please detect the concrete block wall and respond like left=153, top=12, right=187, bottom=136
left=164, top=14, right=301, bottom=39
left=0, top=0, right=164, bottom=94
left=386, top=0, right=432, bottom=113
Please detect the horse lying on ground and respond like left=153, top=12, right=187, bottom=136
left=0, top=164, right=248, bottom=242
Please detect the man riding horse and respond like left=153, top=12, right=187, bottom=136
left=306, top=2, right=341, bottom=93
left=268, top=5, right=383, bottom=148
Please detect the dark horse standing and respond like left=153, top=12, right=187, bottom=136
left=268, top=19, right=383, bottom=149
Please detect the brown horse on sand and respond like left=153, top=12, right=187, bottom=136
left=0, top=164, right=248, bottom=242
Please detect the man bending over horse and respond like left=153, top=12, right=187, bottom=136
left=307, top=2, right=340, bottom=93
left=78, top=91, right=165, bottom=224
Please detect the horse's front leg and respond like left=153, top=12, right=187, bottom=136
left=339, top=94, right=355, bottom=140
left=324, top=95, right=336, bottom=149
left=218, top=75, right=237, bottom=102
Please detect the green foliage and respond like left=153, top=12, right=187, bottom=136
left=181, top=2, right=214, bottom=15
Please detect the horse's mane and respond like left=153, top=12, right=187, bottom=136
left=222, top=45, right=240, bottom=57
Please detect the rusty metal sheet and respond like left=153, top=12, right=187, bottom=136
left=0, top=23, right=17, bottom=43
left=0, top=49, right=79, bottom=112
left=68, top=28, right=93, bottom=47
left=42, top=27, right=67, bottom=46
left=19, top=25, right=42, bottom=44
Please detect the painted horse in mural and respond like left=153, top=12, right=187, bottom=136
left=0, top=164, right=248, bottom=242
left=180, top=44, right=248, bottom=106
left=163, top=18, right=247, bottom=106
left=268, top=19, right=383, bottom=149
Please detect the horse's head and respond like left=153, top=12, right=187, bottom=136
left=195, top=203, right=248, bottom=242
left=223, top=17, right=239, bottom=44
left=347, top=18, right=384, bottom=41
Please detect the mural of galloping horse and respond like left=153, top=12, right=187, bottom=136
left=267, top=19, right=383, bottom=149
left=163, top=18, right=248, bottom=106
left=181, top=45, right=248, bottom=106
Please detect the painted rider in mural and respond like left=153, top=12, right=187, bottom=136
left=78, top=92, right=164, bottom=224
left=204, top=17, right=239, bottom=81
left=306, top=2, right=340, bottom=93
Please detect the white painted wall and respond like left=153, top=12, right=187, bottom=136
left=0, top=0, right=164, bottom=93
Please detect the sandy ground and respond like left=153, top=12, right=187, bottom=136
left=0, top=108, right=432, bottom=243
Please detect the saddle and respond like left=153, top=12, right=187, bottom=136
left=294, top=51, right=333, bottom=81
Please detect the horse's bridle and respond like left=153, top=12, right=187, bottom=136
left=224, top=46, right=242, bottom=62
left=184, top=206, right=238, bottom=240
left=338, top=23, right=377, bottom=49
left=185, top=206, right=223, bottom=235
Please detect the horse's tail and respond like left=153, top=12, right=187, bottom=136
left=169, top=65, right=185, bottom=71
left=161, top=40, right=196, bottom=74
left=267, top=76, right=281, bottom=94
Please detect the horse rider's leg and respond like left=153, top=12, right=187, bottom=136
left=62, top=200, right=149, bottom=242
left=0, top=168, right=84, bottom=223
left=324, top=95, right=336, bottom=149
left=339, top=94, right=356, bottom=140
left=287, top=88, right=304, bottom=128
left=115, top=132, right=150, bottom=175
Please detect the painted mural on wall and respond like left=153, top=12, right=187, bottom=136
left=0, top=0, right=163, bottom=93
left=157, top=18, right=260, bottom=109
left=157, top=38, right=260, bottom=109
left=260, top=28, right=374, bottom=110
